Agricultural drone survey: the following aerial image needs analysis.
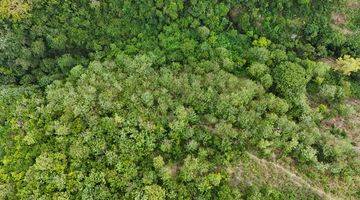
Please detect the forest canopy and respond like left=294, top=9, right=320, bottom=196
left=0, top=0, right=359, bottom=199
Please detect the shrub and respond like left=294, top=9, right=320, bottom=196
left=259, top=74, right=273, bottom=89
left=333, top=55, right=360, bottom=76
left=273, top=62, right=308, bottom=98
left=143, top=185, right=166, bottom=200
left=246, top=47, right=271, bottom=64
left=319, top=84, right=337, bottom=102
left=252, top=37, right=271, bottom=47
left=248, top=63, right=269, bottom=79
left=198, top=26, right=210, bottom=39
left=0, top=0, right=30, bottom=20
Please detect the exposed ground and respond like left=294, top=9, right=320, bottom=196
left=330, top=0, right=360, bottom=36
left=322, top=99, right=360, bottom=149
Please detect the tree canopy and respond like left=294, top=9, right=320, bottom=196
left=0, top=0, right=359, bottom=199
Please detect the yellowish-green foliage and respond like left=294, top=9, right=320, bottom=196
left=334, top=55, right=360, bottom=75
left=0, top=0, right=30, bottom=20
left=252, top=37, right=272, bottom=47
left=0, top=66, right=11, bottom=75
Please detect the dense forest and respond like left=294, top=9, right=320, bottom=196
left=0, top=0, right=359, bottom=199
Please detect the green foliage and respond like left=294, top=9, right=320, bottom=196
left=319, top=84, right=345, bottom=103
left=0, top=0, right=359, bottom=199
left=1, top=54, right=356, bottom=198
left=143, top=185, right=166, bottom=200
left=246, top=47, right=271, bottom=64
left=248, top=63, right=273, bottom=89
left=242, top=185, right=321, bottom=200
left=248, top=63, right=270, bottom=79
left=273, top=62, right=308, bottom=98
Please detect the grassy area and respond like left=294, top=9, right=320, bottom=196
left=234, top=150, right=359, bottom=199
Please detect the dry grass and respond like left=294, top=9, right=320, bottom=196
left=329, top=0, right=360, bottom=36
left=232, top=151, right=360, bottom=199
left=347, top=0, right=360, bottom=9
left=322, top=99, right=360, bottom=148
left=331, top=13, right=347, bottom=25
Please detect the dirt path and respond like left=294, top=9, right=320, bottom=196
left=246, top=152, right=340, bottom=200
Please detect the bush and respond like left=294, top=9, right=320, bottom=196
left=248, top=63, right=269, bottom=79
left=273, top=62, right=308, bottom=99
left=319, top=84, right=337, bottom=102
left=143, top=185, right=166, bottom=200
left=259, top=74, right=273, bottom=89
left=333, top=55, right=360, bottom=76
left=246, top=47, right=271, bottom=64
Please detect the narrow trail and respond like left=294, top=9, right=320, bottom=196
left=246, top=152, right=339, bottom=200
